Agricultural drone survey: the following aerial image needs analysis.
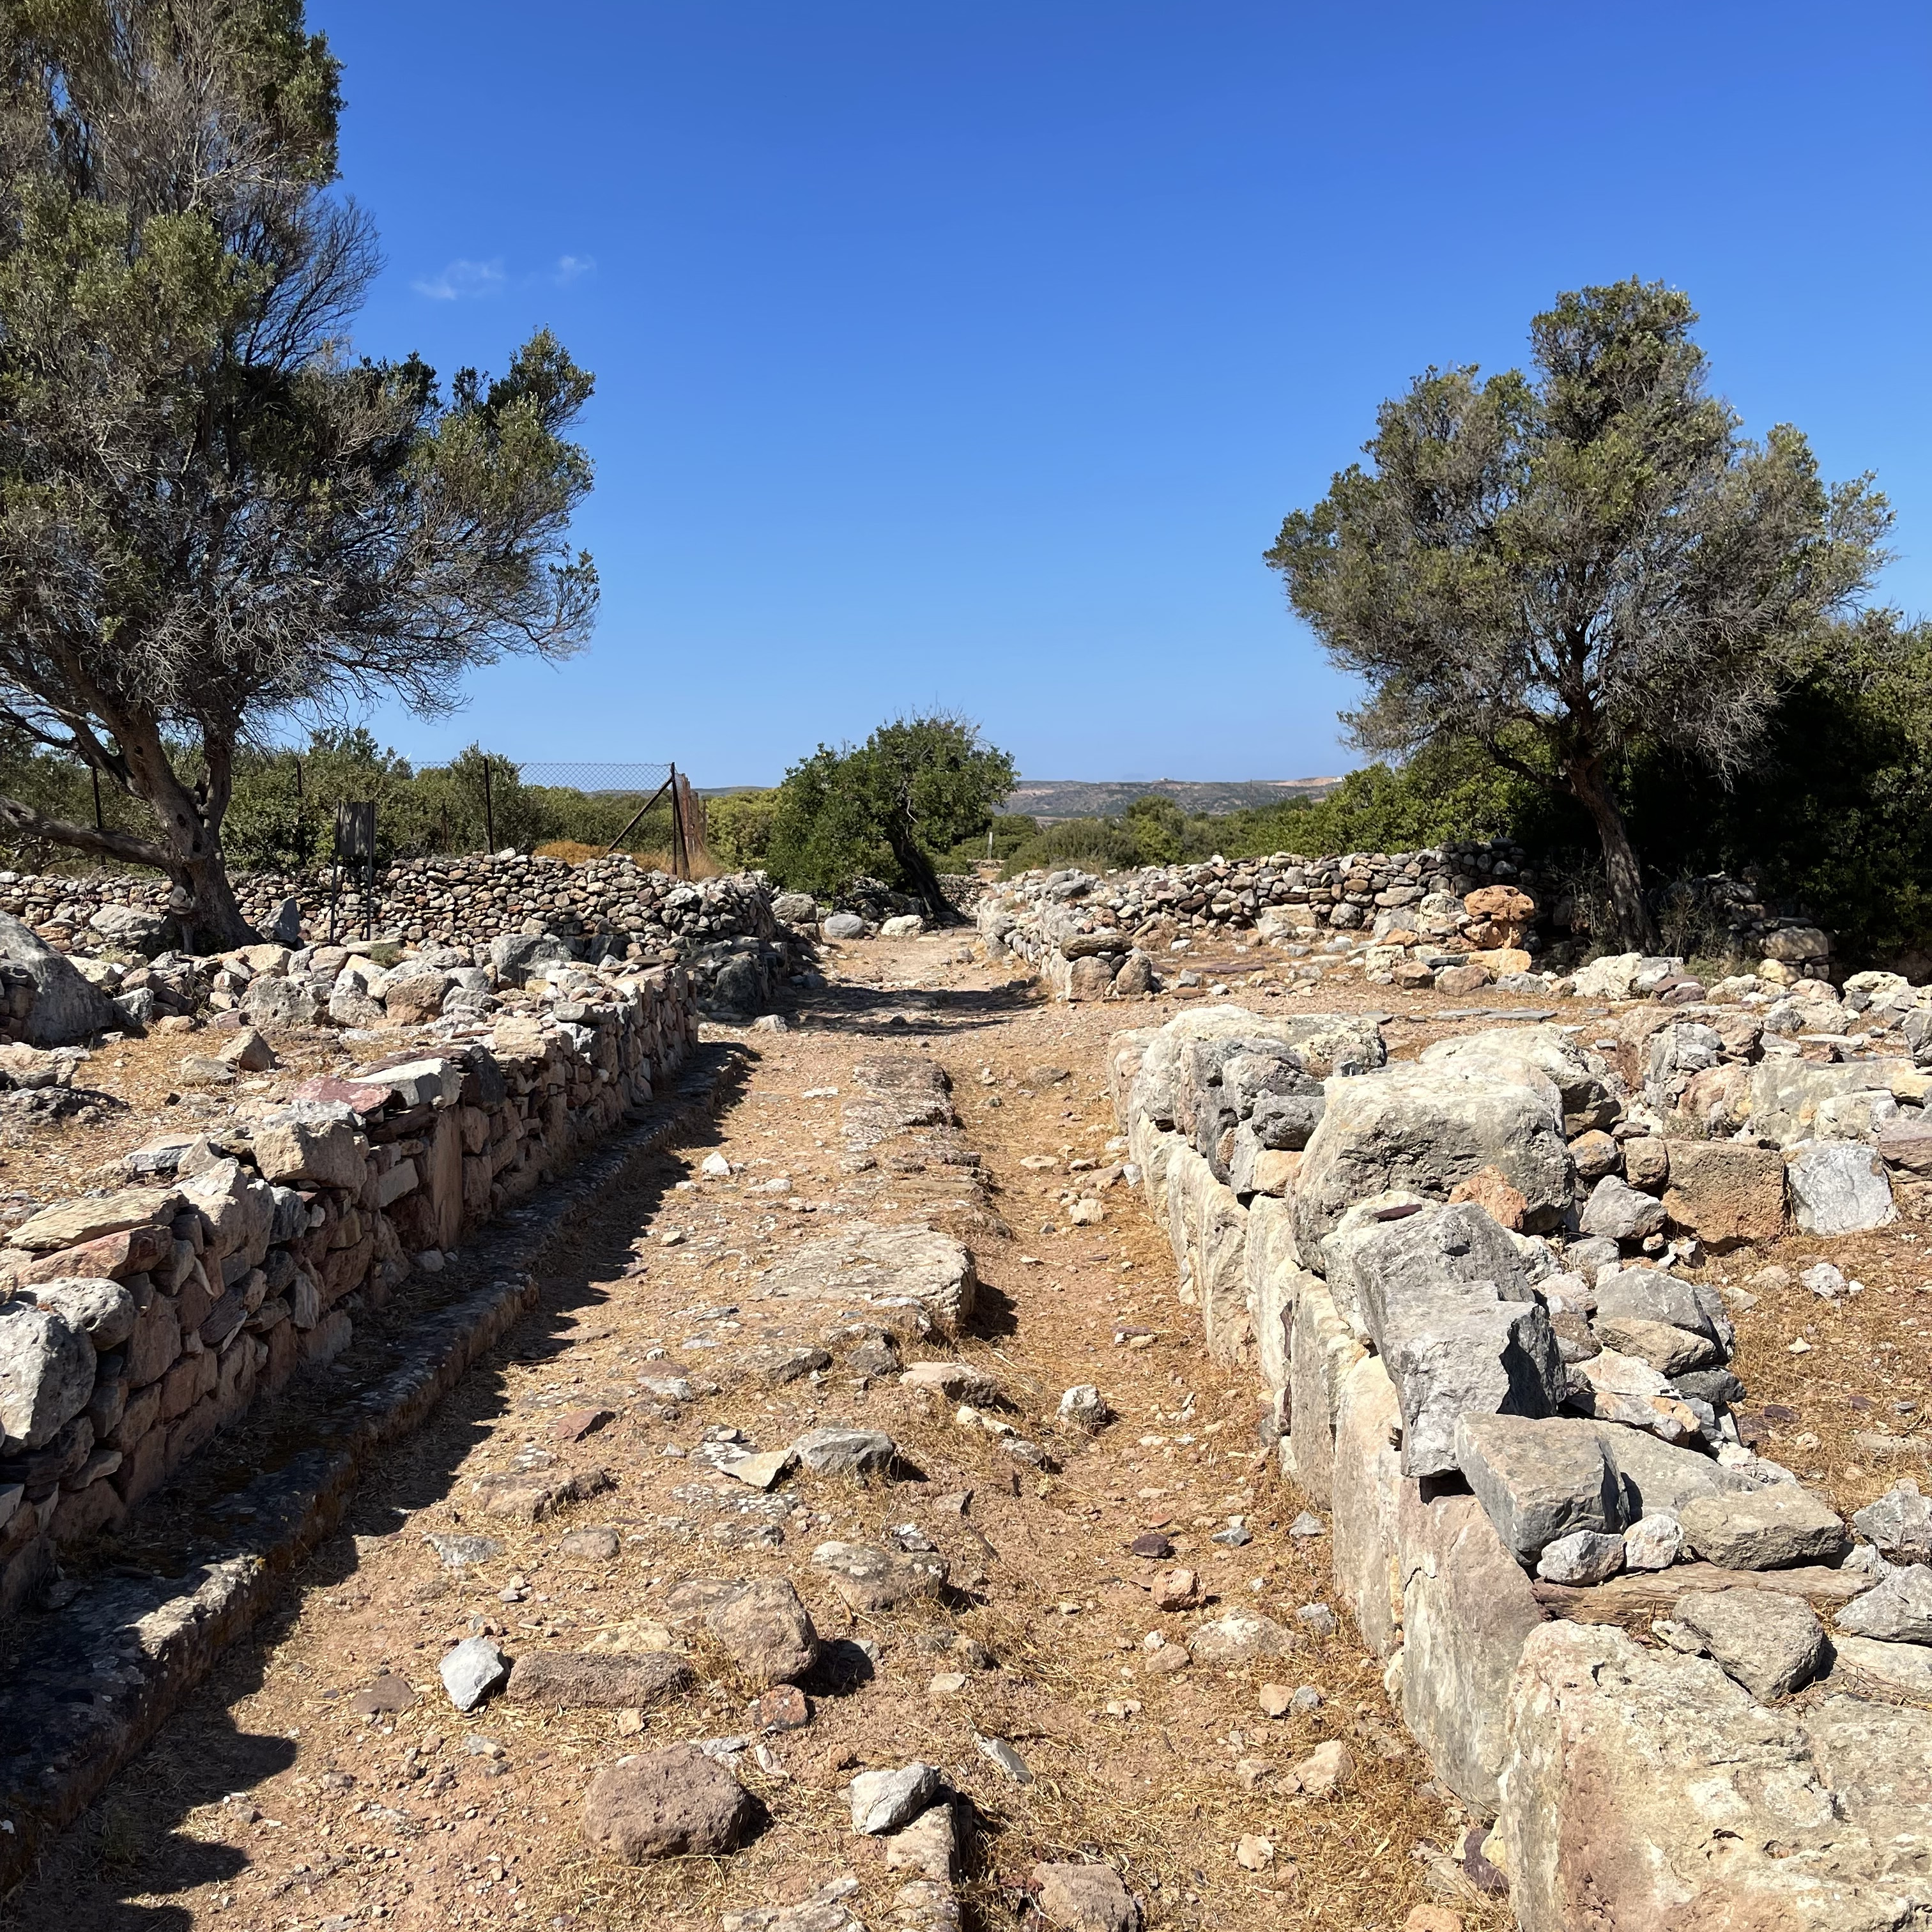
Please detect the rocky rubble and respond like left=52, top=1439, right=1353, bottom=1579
left=979, top=839, right=1836, bottom=1004
left=0, top=856, right=805, bottom=1027
left=0, top=960, right=696, bottom=1607
left=1110, top=997, right=1932, bottom=1927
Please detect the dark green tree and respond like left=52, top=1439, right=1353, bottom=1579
left=1266, top=279, right=1889, bottom=950
left=0, top=0, right=597, bottom=946
left=765, top=714, right=1015, bottom=920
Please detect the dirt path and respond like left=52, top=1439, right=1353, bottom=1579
left=1, top=935, right=1505, bottom=1932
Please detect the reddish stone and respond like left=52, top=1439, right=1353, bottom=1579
left=551, top=1407, right=616, bottom=1444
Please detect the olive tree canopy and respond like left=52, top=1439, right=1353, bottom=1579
left=0, top=0, right=597, bottom=944
left=1266, top=279, right=1890, bottom=951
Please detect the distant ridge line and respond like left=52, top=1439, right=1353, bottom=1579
left=1004, top=776, right=1342, bottom=822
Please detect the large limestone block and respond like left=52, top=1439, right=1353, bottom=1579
left=1499, top=1621, right=1932, bottom=1931
left=250, top=1107, right=366, bottom=1190
left=1420, top=1023, right=1617, bottom=1134
left=0, top=1300, right=95, bottom=1450
left=1660, top=1138, right=1786, bottom=1247
left=1342, top=1200, right=1536, bottom=1351
left=1398, top=1485, right=1547, bottom=1809
left=1330, top=1354, right=1405, bottom=1659
left=1128, top=1115, right=1177, bottom=1211
left=1386, top=1296, right=1565, bottom=1477
left=1128, top=1005, right=1384, bottom=1130
left=1181, top=1154, right=1250, bottom=1363
left=1293, top=1063, right=1571, bottom=1257
left=1286, top=1278, right=1365, bottom=1508
left=1456, top=1414, right=1623, bottom=1566
left=1749, top=1060, right=1914, bottom=1147
left=1678, top=1487, right=1850, bottom=1570
left=1243, top=1194, right=1305, bottom=1399
left=0, top=911, right=125, bottom=1045
left=1785, top=1141, right=1896, bottom=1236
left=751, top=1221, right=976, bottom=1335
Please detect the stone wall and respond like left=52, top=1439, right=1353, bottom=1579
left=0, top=855, right=805, bottom=1013
left=979, top=842, right=1837, bottom=1002
left=0, top=963, right=698, bottom=1610
left=1106, top=1002, right=1932, bottom=1925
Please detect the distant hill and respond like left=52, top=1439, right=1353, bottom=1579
left=1004, top=776, right=1341, bottom=824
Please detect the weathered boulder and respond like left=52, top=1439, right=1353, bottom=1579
left=1852, top=1481, right=1932, bottom=1565
left=1032, top=1861, right=1140, bottom=1932
left=1784, top=1142, right=1895, bottom=1235
left=26, top=1277, right=135, bottom=1351
left=1420, top=1024, right=1617, bottom=1134
left=812, top=1540, right=947, bottom=1611
left=1577, top=1175, right=1666, bottom=1242
left=0, top=1300, right=96, bottom=1450
left=1591, top=1424, right=1755, bottom=1516
left=9, top=1186, right=179, bottom=1252
left=0, top=912, right=125, bottom=1045
left=850, top=1761, right=941, bottom=1835
left=1678, top=1487, right=1849, bottom=1570
left=789, top=1427, right=896, bottom=1476
left=1384, top=1291, right=1565, bottom=1478
left=1500, top=1622, right=1932, bottom=1931
left=506, top=1651, right=691, bottom=1708
left=1834, top=1564, right=1932, bottom=1645
left=1329, top=1354, right=1404, bottom=1657
left=1749, top=1060, right=1914, bottom=1147
left=250, top=1107, right=366, bottom=1190
left=706, top=1578, right=821, bottom=1683
left=1455, top=1414, right=1622, bottom=1567
left=1330, top=1198, right=1533, bottom=1344
left=1673, top=1587, right=1827, bottom=1701
left=1293, top=1062, right=1572, bottom=1256
left=755, top=1222, right=976, bottom=1334
left=582, top=1744, right=756, bottom=1860
left=242, top=974, right=325, bottom=1029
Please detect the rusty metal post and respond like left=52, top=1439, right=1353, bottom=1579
left=669, top=763, right=687, bottom=879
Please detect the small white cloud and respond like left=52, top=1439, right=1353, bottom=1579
left=553, top=254, right=595, bottom=285
left=412, top=257, right=507, bottom=301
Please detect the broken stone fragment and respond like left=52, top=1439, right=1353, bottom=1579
left=1834, top=1563, right=1932, bottom=1645
left=1672, top=1588, right=1825, bottom=1701
left=581, top=1744, right=756, bottom=1860
left=439, top=1636, right=511, bottom=1712
left=850, top=1761, right=942, bottom=1835
left=1677, top=1487, right=1849, bottom=1570
left=1455, top=1413, right=1623, bottom=1567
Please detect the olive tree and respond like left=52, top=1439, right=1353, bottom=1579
left=0, top=0, right=596, bottom=946
left=766, top=714, right=1014, bottom=921
left=1266, top=279, right=1889, bottom=951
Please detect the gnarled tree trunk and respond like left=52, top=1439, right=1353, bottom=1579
left=1568, top=756, right=1659, bottom=953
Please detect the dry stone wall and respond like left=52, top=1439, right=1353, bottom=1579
left=0, top=855, right=806, bottom=1015
left=980, top=841, right=1836, bottom=1002
left=1107, top=1001, right=1932, bottom=1926
left=0, top=962, right=697, bottom=1611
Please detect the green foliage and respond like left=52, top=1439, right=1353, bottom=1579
left=0, top=0, right=596, bottom=939
left=705, top=790, right=780, bottom=873
left=1266, top=277, right=1890, bottom=947
left=1617, top=615, right=1932, bottom=964
left=763, top=716, right=1015, bottom=911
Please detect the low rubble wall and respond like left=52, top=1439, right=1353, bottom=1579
left=1107, top=1002, right=1932, bottom=1927
left=981, top=842, right=1837, bottom=1002
left=0, top=855, right=805, bottom=1013
left=0, top=963, right=698, bottom=1610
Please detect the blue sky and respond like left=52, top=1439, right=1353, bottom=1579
left=324, top=0, right=1931, bottom=787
